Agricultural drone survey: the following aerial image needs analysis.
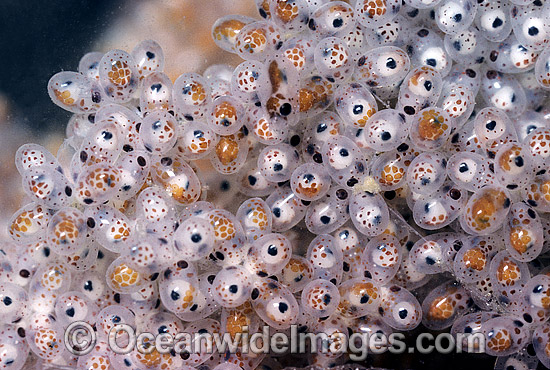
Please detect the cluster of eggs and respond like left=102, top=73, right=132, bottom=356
left=2, top=0, right=550, bottom=369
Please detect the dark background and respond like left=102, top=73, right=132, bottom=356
left=0, top=0, right=129, bottom=134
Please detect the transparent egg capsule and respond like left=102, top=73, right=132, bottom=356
left=480, top=69, right=527, bottom=118
left=245, top=105, right=289, bottom=145
left=151, top=154, right=202, bottom=205
left=350, top=191, right=390, bottom=237
left=211, top=132, right=249, bottom=175
left=268, top=0, right=310, bottom=33
left=139, top=110, right=178, bottom=154
left=447, top=152, right=494, bottom=192
left=208, top=95, right=244, bottom=136
left=489, top=250, right=530, bottom=300
left=114, top=150, right=150, bottom=201
left=21, top=165, right=72, bottom=209
left=532, top=323, right=550, bottom=368
left=267, top=187, right=308, bottom=233
left=406, top=152, right=447, bottom=195
left=131, top=39, right=165, bottom=81
left=523, top=174, right=550, bottom=212
left=473, top=107, right=515, bottom=153
left=321, top=134, right=363, bottom=178
left=453, top=236, right=496, bottom=283
left=510, top=1, right=549, bottom=51
left=524, top=127, right=550, bottom=173
left=204, top=209, right=246, bottom=245
left=305, top=186, right=350, bottom=234
left=46, top=207, right=87, bottom=256
left=106, top=258, right=144, bottom=294
left=298, top=74, right=335, bottom=117
left=30, top=261, right=72, bottom=295
left=231, top=60, right=268, bottom=104
left=422, top=280, right=471, bottom=330
left=95, top=305, right=135, bottom=343
left=409, top=233, right=455, bottom=274
left=177, top=272, right=220, bottom=322
left=333, top=223, right=364, bottom=255
left=307, top=234, right=343, bottom=283
left=404, top=0, right=442, bottom=10
left=279, top=255, right=314, bottom=293
left=139, top=71, right=173, bottom=114
left=412, top=189, right=463, bottom=231
left=55, top=291, right=98, bottom=327
left=443, top=64, right=481, bottom=94
left=405, top=28, right=451, bottom=77
left=236, top=198, right=272, bottom=241
left=15, top=143, right=59, bottom=175
left=334, top=82, right=377, bottom=128
left=75, top=163, right=121, bottom=206
left=173, top=216, right=215, bottom=261
left=337, top=277, right=381, bottom=318
left=361, top=234, right=402, bottom=283
left=258, top=143, right=300, bottom=182
left=158, top=264, right=199, bottom=315
left=461, top=185, right=511, bottom=235
left=212, top=15, right=257, bottom=53
left=251, top=279, right=299, bottom=329
left=451, top=311, right=497, bottom=352
left=308, top=1, right=355, bottom=38
left=173, top=72, right=211, bottom=122
left=444, top=27, right=487, bottom=67
left=98, top=49, right=139, bottom=103
left=290, top=162, right=331, bottom=201
left=234, top=20, right=282, bottom=61
left=504, top=202, right=543, bottom=262
left=314, top=37, right=354, bottom=81
left=398, top=66, right=443, bottom=118
left=378, top=285, right=422, bottom=331
left=47, top=71, right=102, bottom=114
left=245, top=233, right=292, bottom=276
left=177, top=319, right=222, bottom=368
left=300, top=279, right=340, bottom=318
left=482, top=316, right=529, bottom=357
left=434, top=0, right=477, bottom=34
left=0, top=324, right=28, bottom=369
left=0, top=282, right=27, bottom=324
left=438, top=84, right=476, bottom=127
left=262, top=57, right=301, bottom=124
left=85, top=205, right=132, bottom=253
left=27, top=323, right=65, bottom=361
left=78, top=51, right=103, bottom=81
left=486, top=34, right=539, bottom=74
left=494, top=351, right=541, bottom=370
left=8, top=202, right=52, bottom=243
left=494, top=142, right=534, bottom=190
left=409, top=107, right=454, bottom=151
left=238, top=160, right=278, bottom=197
left=535, top=46, right=550, bottom=89
left=518, top=274, right=550, bottom=324
left=355, top=46, right=410, bottom=88
left=363, top=18, right=404, bottom=47
left=302, top=112, right=343, bottom=161
left=93, top=105, right=140, bottom=153
left=475, top=0, right=512, bottom=42
left=370, top=150, right=409, bottom=191
left=354, top=0, right=400, bottom=29
left=211, top=266, right=252, bottom=308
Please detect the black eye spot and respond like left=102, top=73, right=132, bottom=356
left=527, top=208, right=536, bottom=219
left=449, top=189, right=461, bottom=200
left=228, top=285, right=239, bottom=294
left=79, top=151, right=88, bottom=163
left=347, top=178, right=359, bottom=187
left=353, top=105, right=363, bottom=115
left=360, top=294, right=369, bottom=304
left=386, top=58, right=397, bottom=69
left=101, top=131, right=113, bottom=140
left=87, top=217, right=96, bottom=228
left=3, top=297, right=12, bottom=306
left=453, top=13, right=462, bottom=22
left=320, top=215, right=331, bottom=224
left=171, top=290, right=180, bottom=301
left=485, top=120, right=497, bottom=130
left=83, top=280, right=93, bottom=291
left=290, top=135, right=300, bottom=146
left=465, top=69, right=476, bottom=78
left=528, top=26, right=539, bottom=36
left=279, top=103, right=292, bottom=116
left=424, top=81, right=432, bottom=91
left=267, top=245, right=278, bottom=256
left=273, top=207, right=281, bottom=217
left=137, top=156, right=147, bottom=167
left=404, top=106, right=415, bottom=115
left=453, top=41, right=461, bottom=51
left=397, top=143, right=409, bottom=152
left=514, top=156, right=524, bottom=167
left=247, top=175, right=257, bottom=186
left=65, top=186, right=72, bottom=196
left=339, top=148, right=349, bottom=157
left=426, top=58, right=436, bottom=67
left=380, top=132, right=391, bottom=141
left=19, top=269, right=30, bottom=278
left=459, top=163, right=469, bottom=172
left=273, top=163, right=283, bottom=172
left=398, top=308, right=408, bottom=319
left=251, top=288, right=260, bottom=300
left=336, top=189, right=348, bottom=200
left=65, top=308, right=75, bottom=317
left=278, top=302, right=288, bottom=313
left=425, top=257, right=436, bottom=265
left=332, top=18, right=343, bottom=28
left=417, top=28, right=429, bottom=37
left=492, top=17, right=503, bottom=28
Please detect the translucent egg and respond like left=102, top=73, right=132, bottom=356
left=379, top=285, right=422, bottom=330
left=406, top=152, right=447, bottom=195
left=131, top=39, right=165, bottom=81
left=212, top=266, right=252, bottom=308
left=475, top=0, right=512, bottom=42
left=212, top=15, right=257, bottom=53
left=355, top=0, right=401, bottom=29
left=301, top=279, right=340, bottom=318
left=139, top=71, right=173, bottom=114
left=266, top=186, right=308, bottom=232
left=314, top=37, right=354, bottom=81
left=309, top=1, right=355, bottom=38
left=405, top=28, right=452, bottom=77
left=409, top=107, right=454, bottom=151
left=48, top=71, right=102, bottom=113
left=290, top=162, right=332, bottom=201
left=334, top=82, right=377, bottom=128
left=483, top=316, right=529, bottom=357
left=422, top=280, right=472, bottom=330
left=173, top=216, right=216, bottom=261
left=361, top=234, right=402, bottom=282
left=173, top=73, right=211, bottom=122
left=435, top=0, right=477, bottom=34
left=234, top=20, right=282, bottom=61
left=245, top=233, right=291, bottom=276
left=355, top=46, right=411, bottom=88
left=349, top=191, right=390, bottom=237
left=258, top=143, right=300, bottom=182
